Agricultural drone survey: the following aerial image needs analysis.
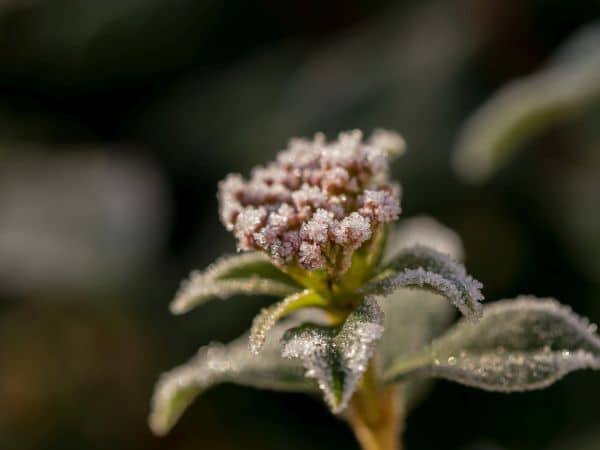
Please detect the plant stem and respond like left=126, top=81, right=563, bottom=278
left=346, top=366, right=405, bottom=450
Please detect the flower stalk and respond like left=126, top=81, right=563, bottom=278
left=346, top=367, right=404, bottom=450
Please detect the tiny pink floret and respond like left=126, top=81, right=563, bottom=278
left=217, top=129, right=403, bottom=270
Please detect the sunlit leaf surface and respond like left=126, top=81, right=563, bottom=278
left=385, top=297, right=600, bottom=392
left=170, top=253, right=299, bottom=314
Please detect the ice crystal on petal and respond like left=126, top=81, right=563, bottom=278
left=359, top=189, right=401, bottom=223
left=299, top=241, right=326, bottom=270
left=300, top=209, right=335, bottom=244
left=234, top=207, right=267, bottom=250
left=322, top=167, right=356, bottom=194
left=217, top=129, right=404, bottom=272
left=334, top=213, right=372, bottom=249
left=291, top=184, right=328, bottom=210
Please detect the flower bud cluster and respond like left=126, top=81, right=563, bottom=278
left=218, top=129, right=403, bottom=271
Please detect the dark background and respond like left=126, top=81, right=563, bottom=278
left=1, top=1, right=600, bottom=449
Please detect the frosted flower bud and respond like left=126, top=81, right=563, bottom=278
left=322, top=167, right=358, bottom=194
left=217, top=129, right=404, bottom=271
left=364, top=146, right=388, bottom=176
left=292, top=184, right=327, bottom=210
left=277, top=134, right=324, bottom=169
left=271, top=230, right=300, bottom=263
left=218, top=173, right=245, bottom=230
left=299, top=241, right=326, bottom=270
left=268, top=203, right=298, bottom=232
left=234, top=207, right=267, bottom=250
left=300, top=209, right=335, bottom=244
left=359, top=189, right=401, bottom=223
left=333, top=213, right=372, bottom=249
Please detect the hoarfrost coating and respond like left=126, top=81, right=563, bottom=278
left=217, top=130, right=403, bottom=271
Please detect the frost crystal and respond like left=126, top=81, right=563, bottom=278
left=281, top=297, right=384, bottom=413
left=217, top=130, right=403, bottom=271
left=366, top=245, right=484, bottom=321
left=333, top=212, right=373, bottom=249
left=414, top=297, right=600, bottom=391
left=359, top=189, right=402, bottom=223
left=149, top=317, right=314, bottom=436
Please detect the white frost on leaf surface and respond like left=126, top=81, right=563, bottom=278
left=169, top=252, right=299, bottom=314
left=281, top=297, right=384, bottom=414
left=366, top=245, right=483, bottom=321
left=384, top=297, right=600, bottom=392
left=249, top=289, right=327, bottom=354
left=149, top=317, right=315, bottom=436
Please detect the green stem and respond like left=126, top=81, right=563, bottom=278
left=346, top=364, right=405, bottom=450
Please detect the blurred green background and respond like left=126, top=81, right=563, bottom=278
left=1, top=1, right=600, bottom=449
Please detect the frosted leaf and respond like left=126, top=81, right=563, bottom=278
left=365, top=245, right=483, bottom=321
left=149, top=316, right=317, bottom=436
left=169, top=253, right=299, bottom=315
left=281, top=297, right=384, bottom=413
left=199, top=252, right=295, bottom=283
left=249, top=289, right=328, bottom=354
left=453, top=24, right=600, bottom=183
left=171, top=277, right=298, bottom=315
left=383, top=216, right=464, bottom=263
left=378, top=289, right=455, bottom=375
left=384, top=297, right=600, bottom=392
left=377, top=289, right=455, bottom=411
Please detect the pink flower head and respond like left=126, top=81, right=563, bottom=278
left=217, top=129, right=403, bottom=271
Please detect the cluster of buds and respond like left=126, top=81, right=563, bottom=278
left=218, top=129, right=405, bottom=272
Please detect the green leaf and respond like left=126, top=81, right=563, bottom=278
left=200, top=252, right=294, bottom=283
left=379, top=290, right=455, bottom=372
left=453, top=24, right=600, bottom=183
left=249, top=289, right=328, bottom=354
left=170, top=252, right=300, bottom=314
left=281, top=298, right=384, bottom=414
left=149, top=315, right=316, bottom=436
left=377, top=289, right=456, bottom=411
left=365, top=245, right=483, bottom=321
left=384, top=297, right=600, bottom=392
